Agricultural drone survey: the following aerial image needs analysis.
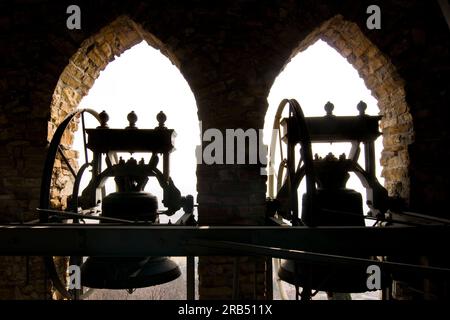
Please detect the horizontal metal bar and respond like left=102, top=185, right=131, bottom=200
left=0, top=224, right=448, bottom=257
left=393, top=210, right=450, bottom=225
left=189, top=240, right=450, bottom=279
left=37, top=208, right=137, bottom=224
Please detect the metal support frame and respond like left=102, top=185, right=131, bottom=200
left=186, top=256, right=195, bottom=300
left=1, top=224, right=449, bottom=300
left=0, top=224, right=448, bottom=257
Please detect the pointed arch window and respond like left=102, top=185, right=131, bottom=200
left=264, top=39, right=383, bottom=300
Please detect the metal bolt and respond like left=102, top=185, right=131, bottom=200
left=324, top=102, right=334, bottom=116
left=126, top=111, right=138, bottom=129
left=98, top=110, right=109, bottom=128
left=357, top=101, right=367, bottom=116
left=156, top=111, right=167, bottom=128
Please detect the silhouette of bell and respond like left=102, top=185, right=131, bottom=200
left=278, top=153, right=371, bottom=293
left=80, top=158, right=181, bottom=289
left=278, top=259, right=369, bottom=293
left=81, top=256, right=181, bottom=289
left=102, top=191, right=159, bottom=222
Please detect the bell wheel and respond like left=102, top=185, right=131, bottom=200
left=268, top=99, right=315, bottom=223
left=268, top=99, right=316, bottom=299
left=39, top=108, right=110, bottom=300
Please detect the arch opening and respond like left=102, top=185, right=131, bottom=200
left=270, top=15, right=414, bottom=201
left=264, top=15, right=414, bottom=300
left=47, top=16, right=199, bottom=300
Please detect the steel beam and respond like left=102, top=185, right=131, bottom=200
left=0, top=224, right=448, bottom=256
left=190, top=240, right=450, bottom=279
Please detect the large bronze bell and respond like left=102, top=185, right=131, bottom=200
left=81, top=158, right=181, bottom=290
left=81, top=256, right=181, bottom=289
left=101, top=191, right=159, bottom=222
left=278, top=153, right=371, bottom=293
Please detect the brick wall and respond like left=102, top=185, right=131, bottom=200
left=0, top=0, right=448, bottom=299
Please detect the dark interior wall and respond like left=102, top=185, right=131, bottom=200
left=0, top=0, right=448, bottom=299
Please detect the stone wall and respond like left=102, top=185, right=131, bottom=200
left=0, top=0, right=448, bottom=299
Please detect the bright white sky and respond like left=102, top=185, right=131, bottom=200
left=75, top=39, right=383, bottom=218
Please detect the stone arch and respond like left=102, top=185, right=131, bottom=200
left=51, top=15, right=181, bottom=131
left=48, top=15, right=188, bottom=210
left=42, top=14, right=198, bottom=300
left=273, top=15, right=414, bottom=200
